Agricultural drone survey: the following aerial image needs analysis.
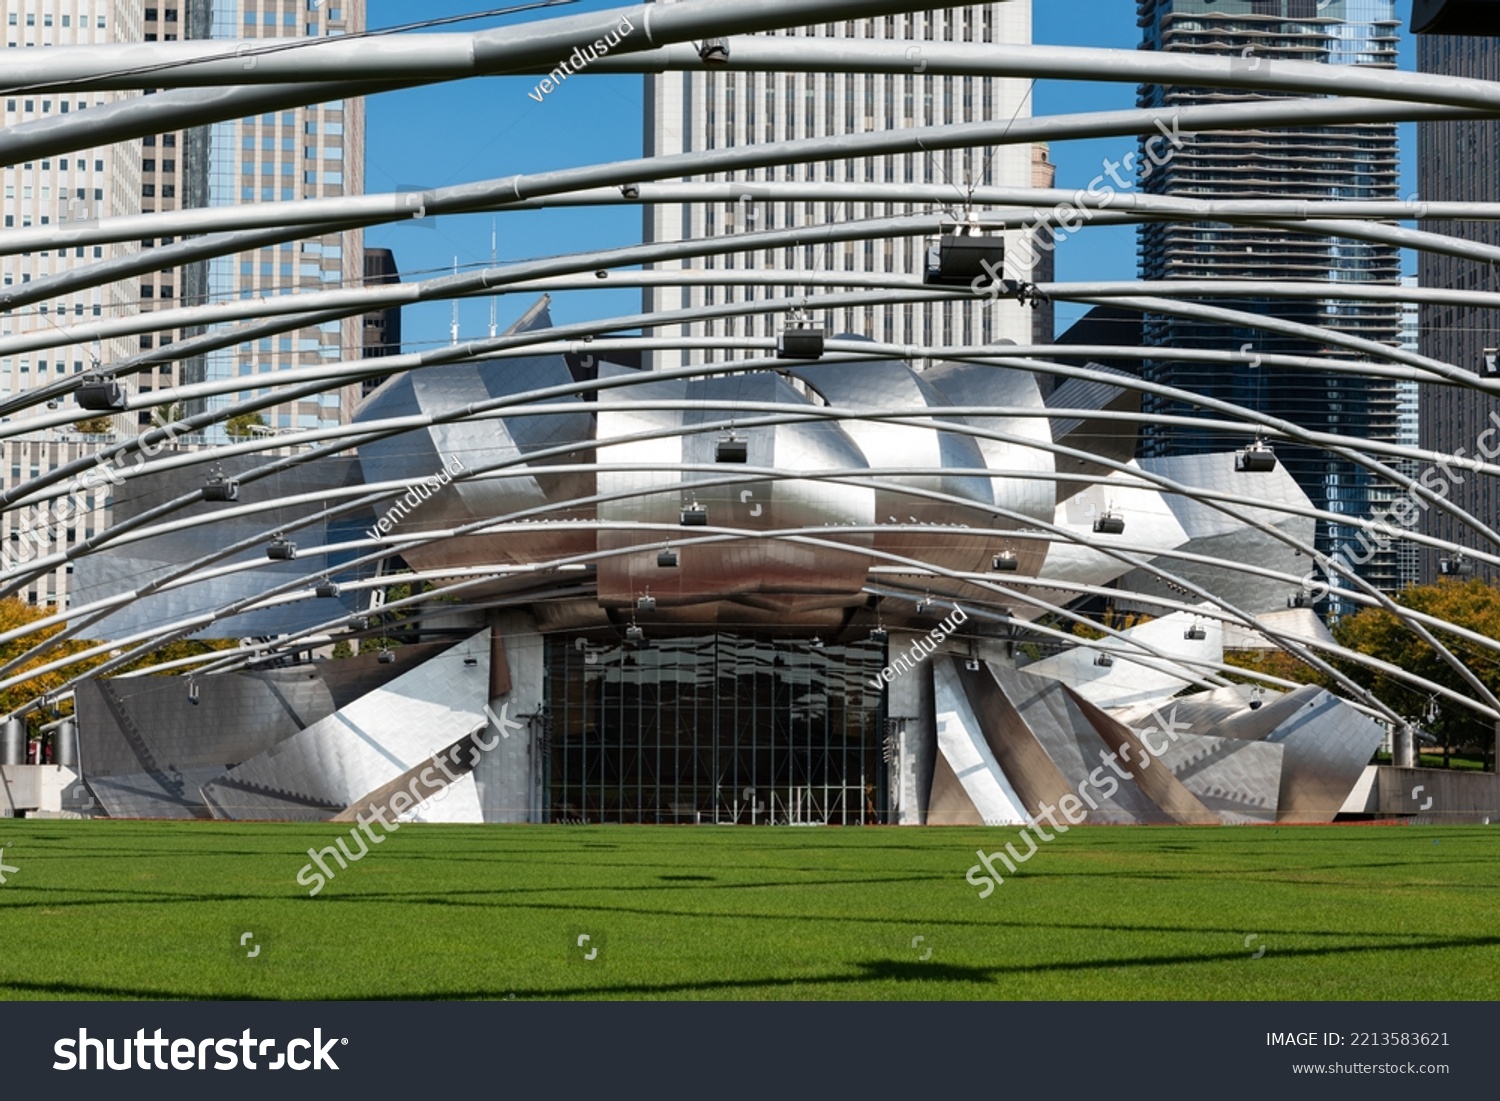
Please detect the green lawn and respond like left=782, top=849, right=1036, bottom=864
left=0, top=821, right=1495, bottom=1001
left=1372, top=752, right=1491, bottom=771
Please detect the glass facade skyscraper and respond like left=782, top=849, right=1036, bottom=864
left=201, top=0, right=365, bottom=437
left=1417, top=32, right=1500, bottom=585
left=1135, top=0, right=1403, bottom=593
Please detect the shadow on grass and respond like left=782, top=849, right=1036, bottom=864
left=9, top=932, right=1495, bottom=1001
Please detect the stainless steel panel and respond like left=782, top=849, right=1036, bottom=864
left=1265, top=689, right=1387, bottom=822
left=983, top=658, right=1164, bottom=824
left=69, top=456, right=373, bottom=639
left=74, top=668, right=333, bottom=819
left=201, top=629, right=491, bottom=820
left=790, top=358, right=998, bottom=574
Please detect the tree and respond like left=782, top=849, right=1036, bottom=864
left=150, top=401, right=184, bottom=429
left=1223, top=646, right=1335, bottom=692
left=74, top=415, right=114, bottom=435
left=225, top=412, right=268, bottom=439
left=0, top=596, right=238, bottom=740
left=1333, top=579, right=1500, bottom=770
left=0, top=597, right=95, bottom=735
left=110, top=637, right=237, bottom=676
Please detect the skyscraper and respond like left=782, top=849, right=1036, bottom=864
left=643, top=1, right=1035, bottom=368
left=1397, top=275, right=1421, bottom=590
left=200, top=0, right=365, bottom=435
left=1135, top=0, right=1403, bottom=593
left=2, top=0, right=143, bottom=421
left=1, top=1, right=145, bottom=608
left=1030, top=142, right=1055, bottom=348
left=1417, top=32, right=1499, bottom=584
left=0, top=0, right=365, bottom=609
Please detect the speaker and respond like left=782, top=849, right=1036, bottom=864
left=1412, top=0, right=1499, bottom=34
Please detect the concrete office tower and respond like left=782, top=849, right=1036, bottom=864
left=200, top=0, right=365, bottom=435
left=643, top=1, right=1035, bottom=368
left=1135, top=0, right=1404, bottom=594
left=1, top=0, right=143, bottom=417
left=1418, top=32, right=1499, bottom=584
left=0, top=1, right=365, bottom=610
left=1030, top=142, right=1055, bottom=349
left=0, top=1, right=145, bottom=609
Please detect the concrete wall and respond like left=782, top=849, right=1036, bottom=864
left=887, top=630, right=934, bottom=825
left=472, top=610, right=546, bottom=823
left=1, top=765, right=81, bottom=817
left=1369, top=766, right=1500, bottom=822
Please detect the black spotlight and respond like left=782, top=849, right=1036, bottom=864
left=698, top=37, right=730, bottom=64
left=869, top=626, right=888, bottom=643
left=924, top=230, right=1005, bottom=287
left=1184, top=624, right=1206, bottom=641
left=203, top=475, right=240, bottom=502
left=1287, top=592, right=1308, bottom=609
left=776, top=325, right=826, bottom=359
left=715, top=435, right=749, bottom=463
left=625, top=624, right=645, bottom=643
left=77, top=377, right=126, bottom=411
left=657, top=548, right=679, bottom=568
left=377, top=649, right=395, bottom=664
left=1412, top=0, right=1499, bottom=35
left=992, top=550, right=1019, bottom=572
left=637, top=594, right=657, bottom=612
left=1235, top=440, right=1278, bottom=473
left=1439, top=555, right=1475, bottom=578
left=314, top=580, right=340, bottom=598
left=267, top=538, right=297, bottom=560
left=1094, top=652, right=1114, bottom=668
left=463, top=657, right=478, bottom=668
left=680, top=502, right=708, bottom=526
left=1093, top=511, right=1125, bottom=535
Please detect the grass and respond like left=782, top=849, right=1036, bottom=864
left=0, top=821, right=1496, bottom=1001
left=1372, top=752, right=1491, bottom=771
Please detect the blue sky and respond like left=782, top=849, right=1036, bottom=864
left=366, top=0, right=1421, bottom=347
